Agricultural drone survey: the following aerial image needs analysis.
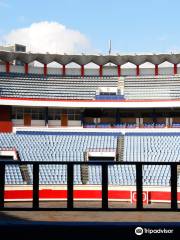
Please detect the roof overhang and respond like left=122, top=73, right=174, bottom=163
left=1, top=51, right=180, bottom=65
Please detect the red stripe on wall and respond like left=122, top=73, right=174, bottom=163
left=4, top=190, right=131, bottom=200
left=4, top=189, right=180, bottom=202
left=1, top=96, right=180, bottom=103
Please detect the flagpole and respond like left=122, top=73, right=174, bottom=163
left=108, top=40, right=111, bottom=66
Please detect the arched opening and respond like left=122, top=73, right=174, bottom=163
left=121, top=62, right=136, bottom=76
left=103, top=62, right=117, bottom=76
left=48, top=61, right=61, bottom=75
left=140, top=62, right=154, bottom=76
left=29, top=61, right=44, bottom=75
left=158, top=61, right=174, bottom=75
left=84, top=62, right=99, bottom=77
left=0, top=61, right=8, bottom=73
left=66, top=62, right=81, bottom=77
left=12, top=57, right=26, bottom=74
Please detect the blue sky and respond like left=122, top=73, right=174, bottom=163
left=0, top=0, right=180, bottom=54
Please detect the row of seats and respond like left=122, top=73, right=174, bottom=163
left=0, top=74, right=118, bottom=100
left=0, top=72, right=118, bottom=79
left=124, top=75, right=180, bottom=100
left=84, top=123, right=166, bottom=128
left=0, top=131, right=180, bottom=186
left=2, top=72, right=180, bottom=101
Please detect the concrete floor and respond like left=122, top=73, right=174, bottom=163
left=0, top=201, right=180, bottom=222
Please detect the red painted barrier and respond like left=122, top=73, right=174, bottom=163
left=4, top=189, right=180, bottom=203
left=131, top=191, right=149, bottom=204
left=1, top=96, right=180, bottom=103
left=4, top=189, right=131, bottom=201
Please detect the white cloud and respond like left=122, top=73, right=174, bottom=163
left=2, top=21, right=92, bottom=54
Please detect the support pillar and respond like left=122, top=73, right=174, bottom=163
left=6, top=62, right=10, bottom=74
left=62, top=65, right=66, bottom=76
left=165, top=117, right=170, bottom=128
left=139, top=118, right=144, bottom=128
left=155, top=64, right=159, bottom=76
left=44, top=64, right=47, bottom=77
left=81, top=65, right=84, bottom=78
left=174, top=64, right=177, bottom=75
left=25, top=63, right=29, bottom=75
left=136, top=65, right=140, bottom=76
left=115, top=109, right=120, bottom=125
left=136, top=118, right=140, bottom=128
left=170, top=117, right=173, bottom=127
left=45, top=107, right=48, bottom=127
left=117, top=65, right=121, bottom=77
left=99, top=65, right=103, bottom=78
left=80, top=111, right=84, bottom=126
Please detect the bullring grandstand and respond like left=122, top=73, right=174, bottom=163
left=1, top=51, right=180, bottom=211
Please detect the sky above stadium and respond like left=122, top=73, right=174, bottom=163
left=0, top=0, right=180, bottom=55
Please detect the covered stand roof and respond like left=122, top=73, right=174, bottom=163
left=1, top=51, right=180, bottom=66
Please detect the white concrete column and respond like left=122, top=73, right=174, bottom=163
left=139, top=118, right=144, bottom=127
left=136, top=118, right=140, bottom=127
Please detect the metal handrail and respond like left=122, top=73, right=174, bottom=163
left=0, top=161, right=178, bottom=211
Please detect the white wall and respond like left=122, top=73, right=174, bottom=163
left=140, top=68, right=154, bottom=76
left=48, top=66, right=61, bottom=75
left=0, top=64, right=6, bottom=72
left=68, top=120, right=81, bottom=127
left=159, top=67, right=173, bottom=75
left=84, top=68, right=99, bottom=76
left=11, top=65, right=24, bottom=73
left=3, top=98, right=180, bottom=109
left=177, top=67, right=180, bottom=74
left=103, top=66, right=117, bottom=76
left=48, top=120, right=61, bottom=127
left=13, top=119, right=45, bottom=126
left=31, top=120, right=45, bottom=126
left=29, top=65, right=44, bottom=74
left=122, top=67, right=136, bottom=76
left=12, top=119, right=24, bottom=126
left=66, top=67, right=81, bottom=76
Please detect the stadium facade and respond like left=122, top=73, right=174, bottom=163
left=0, top=50, right=180, bottom=206
left=1, top=51, right=180, bottom=132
